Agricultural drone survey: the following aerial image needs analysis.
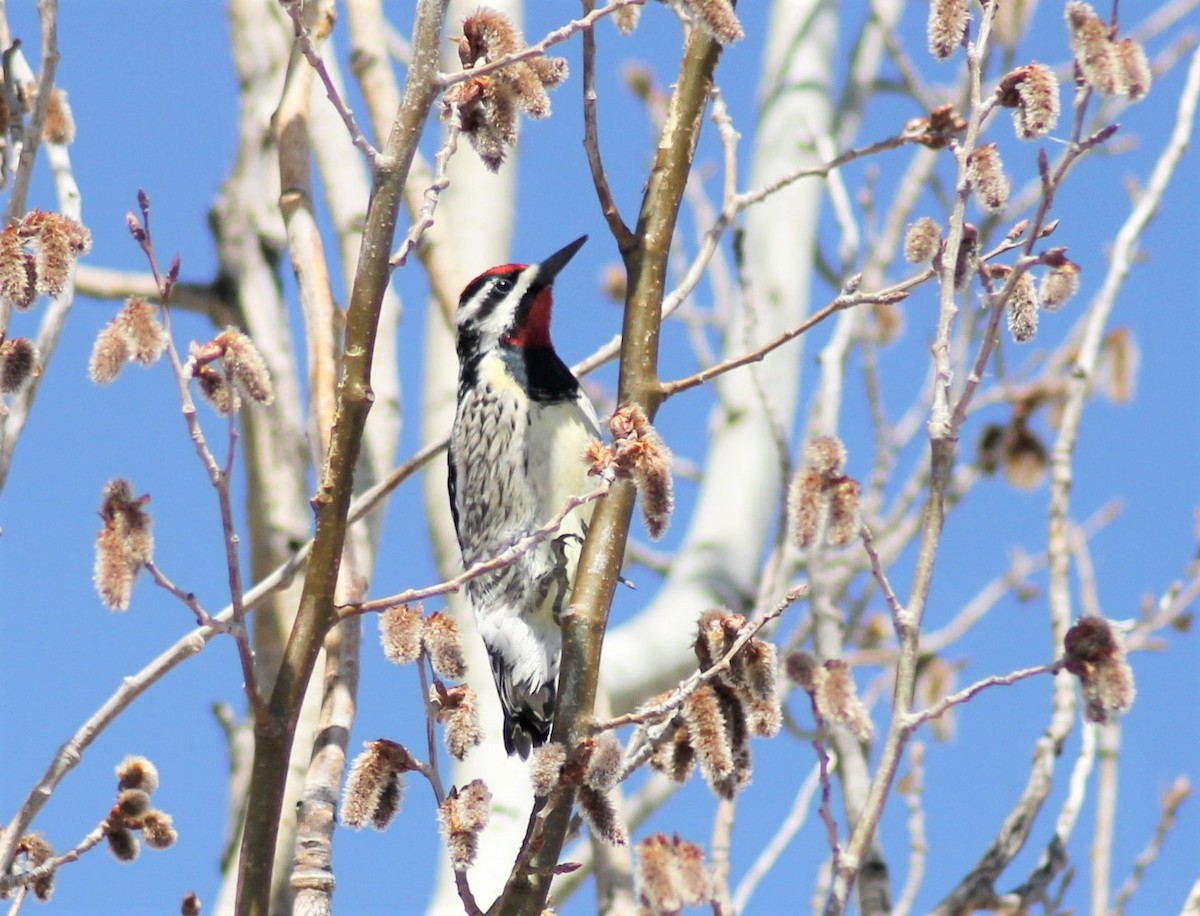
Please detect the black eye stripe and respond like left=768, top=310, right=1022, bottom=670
left=458, top=274, right=522, bottom=324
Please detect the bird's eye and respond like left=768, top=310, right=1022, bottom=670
left=493, top=277, right=514, bottom=293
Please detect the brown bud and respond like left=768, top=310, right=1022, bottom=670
left=181, top=891, right=202, bottom=916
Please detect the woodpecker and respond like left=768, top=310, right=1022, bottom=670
left=448, top=235, right=600, bottom=758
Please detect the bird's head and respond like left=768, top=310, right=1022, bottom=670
left=454, top=235, right=587, bottom=355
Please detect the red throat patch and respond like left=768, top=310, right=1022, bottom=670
left=504, top=287, right=554, bottom=348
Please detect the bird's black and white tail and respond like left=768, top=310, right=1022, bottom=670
left=487, top=649, right=554, bottom=758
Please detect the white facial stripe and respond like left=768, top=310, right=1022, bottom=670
left=457, top=264, right=542, bottom=342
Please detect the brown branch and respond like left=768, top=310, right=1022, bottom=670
left=234, top=0, right=450, bottom=911
left=488, top=20, right=726, bottom=916
left=660, top=278, right=923, bottom=399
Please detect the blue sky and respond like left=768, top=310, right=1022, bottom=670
left=2, top=2, right=1198, bottom=913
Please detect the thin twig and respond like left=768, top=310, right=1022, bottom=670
left=388, top=108, right=461, bottom=268
left=416, top=654, right=483, bottom=916
left=143, top=561, right=227, bottom=631
left=903, top=661, right=1063, bottom=733
left=599, top=586, right=803, bottom=736
left=892, top=741, right=928, bottom=916
left=279, top=0, right=378, bottom=164
left=437, top=0, right=644, bottom=88
left=342, top=483, right=611, bottom=617
left=660, top=276, right=925, bottom=399
left=731, top=761, right=825, bottom=913
left=1111, top=776, right=1194, bottom=915
left=129, top=199, right=270, bottom=728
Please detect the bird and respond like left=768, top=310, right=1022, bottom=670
left=448, top=235, right=600, bottom=758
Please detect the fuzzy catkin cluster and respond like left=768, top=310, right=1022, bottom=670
left=341, top=739, right=417, bottom=831
left=1066, top=3, right=1152, bottom=99
left=89, top=298, right=169, bottom=385
left=189, top=328, right=275, bottom=415
left=787, top=653, right=874, bottom=741
left=379, top=605, right=481, bottom=761
left=0, top=210, right=91, bottom=310
left=106, top=755, right=178, bottom=863
left=93, top=479, right=154, bottom=611
left=526, top=735, right=628, bottom=846
left=0, top=336, right=37, bottom=394
left=649, top=611, right=782, bottom=801
left=636, top=833, right=713, bottom=913
left=438, top=780, right=492, bottom=871
left=976, top=417, right=1049, bottom=490
left=788, top=435, right=862, bottom=550
left=445, top=9, right=568, bottom=171
left=588, top=402, right=675, bottom=539
left=997, top=64, right=1061, bottom=140
left=1063, top=617, right=1136, bottom=723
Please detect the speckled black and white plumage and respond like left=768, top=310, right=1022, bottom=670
left=448, top=237, right=599, bottom=758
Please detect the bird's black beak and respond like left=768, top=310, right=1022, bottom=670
left=537, top=235, right=588, bottom=285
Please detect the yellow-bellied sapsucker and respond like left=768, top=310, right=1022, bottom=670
left=449, top=235, right=600, bottom=758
